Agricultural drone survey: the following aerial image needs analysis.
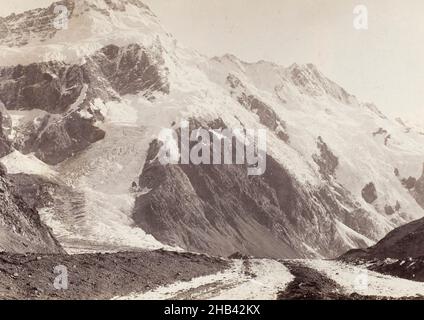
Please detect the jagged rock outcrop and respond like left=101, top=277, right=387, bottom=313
left=91, top=43, right=169, bottom=96
left=312, top=136, right=338, bottom=179
left=361, top=182, right=377, bottom=204
left=0, top=170, right=63, bottom=253
left=227, top=74, right=289, bottom=142
left=0, top=62, right=85, bottom=113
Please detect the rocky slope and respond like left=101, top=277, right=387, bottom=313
left=340, top=216, right=424, bottom=282
left=342, top=216, right=424, bottom=261
left=368, top=217, right=424, bottom=259
left=0, top=0, right=424, bottom=259
left=0, top=165, right=63, bottom=254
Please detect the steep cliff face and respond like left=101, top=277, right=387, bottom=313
left=0, top=167, right=63, bottom=253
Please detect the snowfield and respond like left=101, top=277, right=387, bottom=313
left=115, top=259, right=294, bottom=300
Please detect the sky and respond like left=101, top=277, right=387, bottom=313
left=1, top=0, right=423, bottom=120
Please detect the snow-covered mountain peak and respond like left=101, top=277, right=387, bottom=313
left=64, top=0, right=160, bottom=35
left=286, top=62, right=358, bottom=106
left=0, top=0, right=172, bottom=66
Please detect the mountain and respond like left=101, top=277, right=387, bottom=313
left=1, top=0, right=424, bottom=258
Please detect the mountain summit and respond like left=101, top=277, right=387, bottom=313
left=0, top=0, right=169, bottom=65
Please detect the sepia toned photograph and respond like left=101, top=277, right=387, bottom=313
left=0, top=0, right=424, bottom=307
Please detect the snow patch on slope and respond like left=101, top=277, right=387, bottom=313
left=0, top=150, right=57, bottom=178
left=305, top=259, right=424, bottom=298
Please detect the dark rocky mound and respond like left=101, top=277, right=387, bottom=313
left=341, top=217, right=424, bottom=282
left=342, top=217, right=424, bottom=260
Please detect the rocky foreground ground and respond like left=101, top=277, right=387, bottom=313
left=0, top=249, right=227, bottom=300
left=1, top=249, right=424, bottom=300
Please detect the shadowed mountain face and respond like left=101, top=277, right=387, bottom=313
left=132, top=120, right=373, bottom=259
left=133, top=139, right=300, bottom=258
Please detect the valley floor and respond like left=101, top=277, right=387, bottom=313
left=116, top=259, right=294, bottom=300
left=1, top=250, right=423, bottom=300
